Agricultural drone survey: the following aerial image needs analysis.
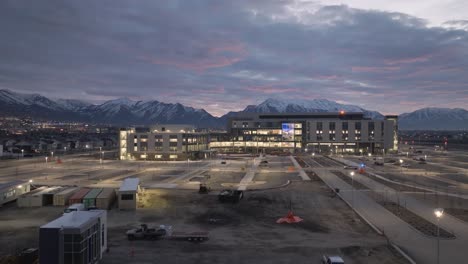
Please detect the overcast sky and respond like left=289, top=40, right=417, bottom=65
left=0, top=0, right=467, bottom=116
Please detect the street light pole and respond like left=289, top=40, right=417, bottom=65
left=399, top=159, right=403, bottom=175
left=435, top=208, right=444, bottom=264
left=350, top=171, right=355, bottom=209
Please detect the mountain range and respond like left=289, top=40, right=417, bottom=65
left=1, top=89, right=467, bottom=130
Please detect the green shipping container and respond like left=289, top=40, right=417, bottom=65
left=82, top=189, right=103, bottom=209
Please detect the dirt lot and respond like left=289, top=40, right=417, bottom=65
left=0, top=179, right=410, bottom=264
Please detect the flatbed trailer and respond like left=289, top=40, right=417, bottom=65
left=126, top=224, right=209, bottom=242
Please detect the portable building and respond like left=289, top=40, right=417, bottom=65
left=40, top=210, right=107, bottom=264
left=68, top=188, right=90, bottom=205
left=0, top=180, right=31, bottom=207
left=95, top=188, right=116, bottom=210
left=53, top=187, right=78, bottom=206
left=82, top=188, right=102, bottom=209
left=118, top=178, right=140, bottom=210
left=17, top=187, right=46, bottom=207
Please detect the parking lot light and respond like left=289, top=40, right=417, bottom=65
left=350, top=171, right=355, bottom=209
left=434, top=208, right=444, bottom=264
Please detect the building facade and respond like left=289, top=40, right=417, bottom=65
left=209, top=112, right=398, bottom=154
left=119, top=125, right=209, bottom=161
left=39, top=210, right=107, bottom=264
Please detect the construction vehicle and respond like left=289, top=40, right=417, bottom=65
left=126, top=224, right=209, bottom=242
left=199, top=183, right=210, bottom=194
left=218, top=189, right=243, bottom=203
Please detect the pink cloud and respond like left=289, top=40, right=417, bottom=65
left=384, top=54, right=431, bottom=65
left=351, top=66, right=400, bottom=73
left=140, top=42, right=248, bottom=72
left=245, top=85, right=300, bottom=94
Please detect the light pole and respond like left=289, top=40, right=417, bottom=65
left=51, top=151, right=54, bottom=161
left=399, top=159, right=404, bottom=175
left=21, top=149, right=24, bottom=158
left=45, top=156, right=48, bottom=167
left=350, top=171, right=355, bottom=209
left=435, top=208, right=444, bottom=264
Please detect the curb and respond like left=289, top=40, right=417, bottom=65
left=391, top=243, right=417, bottom=264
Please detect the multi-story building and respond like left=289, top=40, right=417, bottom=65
left=209, top=112, right=398, bottom=154
left=39, top=210, right=107, bottom=264
left=119, top=125, right=209, bottom=161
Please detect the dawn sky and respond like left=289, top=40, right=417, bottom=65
left=0, top=0, right=467, bottom=116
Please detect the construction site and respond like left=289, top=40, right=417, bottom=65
left=3, top=145, right=468, bottom=263
left=0, top=152, right=413, bottom=264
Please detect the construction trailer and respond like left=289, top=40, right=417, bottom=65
left=82, top=188, right=103, bottom=209
left=53, top=187, right=79, bottom=206
left=68, top=188, right=91, bottom=205
left=95, top=188, right=116, bottom=210
left=17, top=187, right=47, bottom=207
left=0, top=180, right=31, bottom=207
left=118, top=178, right=140, bottom=210
left=39, top=210, right=108, bottom=264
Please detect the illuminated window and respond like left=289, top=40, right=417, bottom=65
left=169, top=154, right=178, bottom=159
left=155, top=155, right=162, bottom=159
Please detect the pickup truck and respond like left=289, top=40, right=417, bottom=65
left=126, top=224, right=208, bottom=242
left=322, top=255, right=345, bottom=264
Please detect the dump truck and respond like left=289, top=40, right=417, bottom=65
left=126, top=224, right=208, bottom=242
left=218, top=189, right=243, bottom=203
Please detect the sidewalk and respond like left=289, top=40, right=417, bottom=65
left=312, top=166, right=443, bottom=264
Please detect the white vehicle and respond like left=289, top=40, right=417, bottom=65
left=343, top=165, right=358, bottom=170
left=63, top=203, right=85, bottom=214
left=322, top=255, right=345, bottom=264
left=401, top=163, right=410, bottom=168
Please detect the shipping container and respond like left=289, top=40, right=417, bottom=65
left=68, top=188, right=91, bottom=205
left=53, top=187, right=79, bottom=206
left=17, top=187, right=47, bottom=207
left=82, top=189, right=102, bottom=209
left=29, top=187, right=63, bottom=207
left=96, top=189, right=116, bottom=210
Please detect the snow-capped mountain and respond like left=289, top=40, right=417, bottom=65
left=232, top=98, right=384, bottom=119
left=55, top=99, right=92, bottom=111
left=399, top=108, right=468, bottom=130
left=0, top=89, right=219, bottom=128
left=3, top=90, right=466, bottom=130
